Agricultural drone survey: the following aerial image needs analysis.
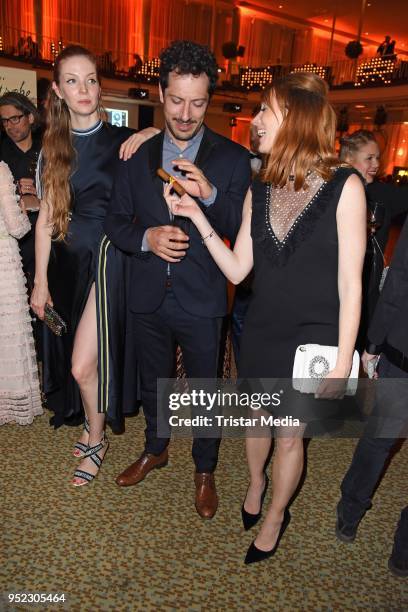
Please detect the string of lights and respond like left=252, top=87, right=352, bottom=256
left=355, top=57, right=394, bottom=87
left=135, top=58, right=161, bottom=83
left=240, top=63, right=329, bottom=91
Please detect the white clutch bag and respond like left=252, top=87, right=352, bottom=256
left=292, top=344, right=360, bottom=396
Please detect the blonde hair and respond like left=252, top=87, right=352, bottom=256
left=339, top=130, right=378, bottom=162
left=41, top=45, right=100, bottom=240
left=260, top=72, right=338, bottom=190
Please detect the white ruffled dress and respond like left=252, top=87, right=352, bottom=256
left=0, top=161, right=42, bottom=424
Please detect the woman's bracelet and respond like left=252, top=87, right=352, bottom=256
left=201, top=229, right=215, bottom=244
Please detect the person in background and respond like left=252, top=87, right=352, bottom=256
left=129, top=54, right=143, bottom=79
left=36, top=78, right=52, bottom=120
left=340, top=130, right=408, bottom=343
left=17, top=37, right=26, bottom=57
left=0, top=92, right=43, bottom=291
left=248, top=115, right=262, bottom=175
left=0, top=92, right=44, bottom=360
left=0, top=161, right=42, bottom=425
left=377, top=36, right=396, bottom=58
left=25, top=36, right=40, bottom=60
left=336, top=215, right=408, bottom=579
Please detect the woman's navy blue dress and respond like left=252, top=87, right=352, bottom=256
left=43, top=121, right=139, bottom=428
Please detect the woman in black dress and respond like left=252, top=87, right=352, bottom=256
left=31, top=46, right=155, bottom=485
left=164, top=73, right=366, bottom=563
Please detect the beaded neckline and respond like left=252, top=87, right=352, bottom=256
left=265, top=177, right=326, bottom=249
left=250, top=166, right=355, bottom=268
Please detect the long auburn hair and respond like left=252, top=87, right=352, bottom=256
left=41, top=45, right=101, bottom=240
left=260, top=72, right=338, bottom=190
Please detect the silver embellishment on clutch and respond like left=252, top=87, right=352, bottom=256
left=308, top=355, right=330, bottom=379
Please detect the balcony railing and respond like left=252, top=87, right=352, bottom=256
left=1, top=26, right=407, bottom=93
left=238, top=58, right=408, bottom=91
left=0, top=26, right=142, bottom=73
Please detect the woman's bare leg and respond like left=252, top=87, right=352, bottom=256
left=244, top=414, right=272, bottom=513
left=71, top=284, right=107, bottom=484
left=254, top=425, right=305, bottom=550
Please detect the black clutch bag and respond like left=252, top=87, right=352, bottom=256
left=44, top=304, right=67, bottom=336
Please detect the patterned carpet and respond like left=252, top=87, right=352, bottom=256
left=1, top=411, right=407, bottom=611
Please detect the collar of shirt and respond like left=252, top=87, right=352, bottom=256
left=162, top=127, right=204, bottom=179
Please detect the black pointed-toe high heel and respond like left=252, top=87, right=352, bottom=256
left=241, top=474, right=269, bottom=531
left=244, top=508, right=291, bottom=565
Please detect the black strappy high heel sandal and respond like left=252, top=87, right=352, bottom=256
left=72, top=434, right=109, bottom=486
left=73, top=417, right=90, bottom=458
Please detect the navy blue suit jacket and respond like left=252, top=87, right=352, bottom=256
left=104, top=126, right=251, bottom=317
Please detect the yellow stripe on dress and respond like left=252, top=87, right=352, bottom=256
left=97, top=235, right=111, bottom=413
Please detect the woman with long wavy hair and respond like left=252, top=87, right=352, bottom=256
left=31, top=45, right=156, bottom=485
left=164, top=72, right=367, bottom=563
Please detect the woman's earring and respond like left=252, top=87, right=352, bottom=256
left=98, top=102, right=106, bottom=121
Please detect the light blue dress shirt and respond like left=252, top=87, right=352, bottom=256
left=141, top=127, right=217, bottom=251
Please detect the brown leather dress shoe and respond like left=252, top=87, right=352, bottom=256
left=115, top=449, right=168, bottom=487
left=194, top=472, right=218, bottom=519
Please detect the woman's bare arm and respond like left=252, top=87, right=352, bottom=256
left=165, top=185, right=254, bottom=285
left=31, top=200, right=54, bottom=319
left=335, top=173, right=367, bottom=375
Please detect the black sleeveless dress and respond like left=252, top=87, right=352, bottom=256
left=43, top=121, right=138, bottom=428
left=239, top=167, right=361, bottom=425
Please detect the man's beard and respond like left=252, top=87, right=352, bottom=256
left=9, top=129, right=31, bottom=144
left=166, top=118, right=202, bottom=142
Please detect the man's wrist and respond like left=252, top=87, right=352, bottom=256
left=141, top=229, right=151, bottom=252
left=200, top=184, right=217, bottom=207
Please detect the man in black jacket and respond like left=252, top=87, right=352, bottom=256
left=0, top=92, right=42, bottom=288
left=336, top=217, right=408, bottom=577
left=104, top=41, right=251, bottom=518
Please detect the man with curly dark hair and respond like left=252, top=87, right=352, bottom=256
left=159, top=39, right=219, bottom=99
left=105, top=40, right=251, bottom=518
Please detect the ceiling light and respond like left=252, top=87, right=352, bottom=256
left=355, top=104, right=366, bottom=108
